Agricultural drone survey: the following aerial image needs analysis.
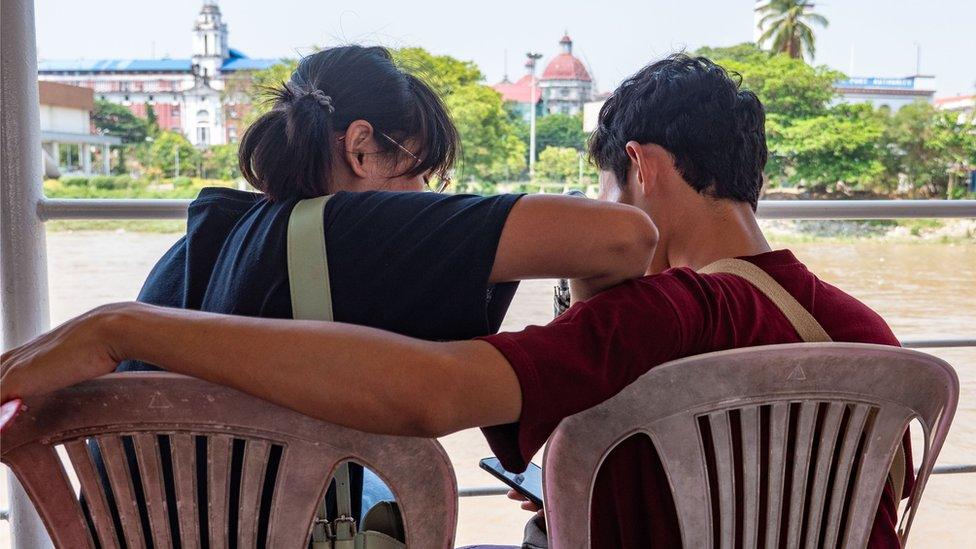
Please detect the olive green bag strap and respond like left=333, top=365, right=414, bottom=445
left=288, top=195, right=335, bottom=323
left=699, top=258, right=906, bottom=505
left=287, top=196, right=404, bottom=549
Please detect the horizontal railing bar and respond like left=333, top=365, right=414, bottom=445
left=39, top=198, right=191, bottom=220
left=36, top=198, right=976, bottom=221
left=755, top=199, right=976, bottom=219
left=458, top=486, right=510, bottom=498
left=931, top=464, right=976, bottom=474
left=900, top=339, right=976, bottom=349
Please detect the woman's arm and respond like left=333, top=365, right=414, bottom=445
left=0, top=302, right=521, bottom=438
left=488, top=195, right=656, bottom=300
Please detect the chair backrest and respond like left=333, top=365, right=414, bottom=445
left=1, top=373, right=458, bottom=548
left=542, top=343, right=958, bottom=549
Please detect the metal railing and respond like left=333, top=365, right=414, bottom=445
left=2, top=0, right=975, bottom=544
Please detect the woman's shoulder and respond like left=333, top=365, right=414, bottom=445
left=192, top=186, right=265, bottom=209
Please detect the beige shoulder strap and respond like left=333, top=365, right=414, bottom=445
left=698, top=258, right=831, bottom=343
left=698, top=257, right=906, bottom=504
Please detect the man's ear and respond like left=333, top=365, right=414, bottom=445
left=625, top=140, right=657, bottom=199
left=342, top=119, right=374, bottom=178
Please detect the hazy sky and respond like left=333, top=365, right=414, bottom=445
left=35, top=0, right=976, bottom=97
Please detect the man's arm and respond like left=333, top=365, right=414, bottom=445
left=0, top=302, right=521, bottom=438
left=489, top=195, right=656, bottom=297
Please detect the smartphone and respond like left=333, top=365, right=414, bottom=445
left=479, top=456, right=544, bottom=507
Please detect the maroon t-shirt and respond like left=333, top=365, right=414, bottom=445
left=480, top=250, right=911, bottom=548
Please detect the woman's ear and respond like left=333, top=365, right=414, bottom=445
left=342, top=119, right=375, bottom=178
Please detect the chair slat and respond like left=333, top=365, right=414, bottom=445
left=10, top=443, right=95, bottom=548
left=208, top=435, right=233, bottom=549
left=64, top=440, right=121, bottom=549
left=821, top=404, right=871, bottom=549
left=803, top=402, right=846, bottom=548
left=764, top=402, right=789, bottom=549
left=843, top=407, right=907, bottom=549
left=238, top=439, right=272, bottom=548
left=132, top=434, right=173, bottom=549
left=785, top=402, right=818, bottom=547
left=171, top=434, right=201, bottom=549
left=739, top=406, right=760, bottom=549
left=97, top=436, right=147, bottom=549
left=708, top=411, right=736, bottom=549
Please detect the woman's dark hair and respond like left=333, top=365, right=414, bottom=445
left=239, top=45, right=459, bottom=200
left=588, top=54, right=768, bottom=209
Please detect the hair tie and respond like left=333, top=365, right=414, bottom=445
left=286, top=83, right=335, bottom=114
left=309, top=89, right=335, bottom=114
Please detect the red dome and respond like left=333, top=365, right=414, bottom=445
left=541, top=53, right=592, bottom=82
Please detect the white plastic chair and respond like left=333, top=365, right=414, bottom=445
left=542, top=343, right=959, bottom=548
left=1, top=372, right=458, bottom=548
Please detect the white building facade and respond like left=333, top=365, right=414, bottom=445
left=37, top=1, right=275, bottom=148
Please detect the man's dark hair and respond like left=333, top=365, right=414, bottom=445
left=240, top=46, right=459, bottom=200
left=588, top=54, right=767, bottom=209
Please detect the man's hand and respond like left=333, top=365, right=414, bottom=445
left=507, top=488, right=545, bottom=517
left=0, top=302, right=133, bottom=402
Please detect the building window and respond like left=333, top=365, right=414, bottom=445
left=197, top=126, right=210, bottom=145
left=196, top=109, right=210, bottom=124
left=560, top=88, right=570, bottom=98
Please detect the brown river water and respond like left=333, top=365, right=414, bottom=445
left=1, top=233, right=973, bottom=547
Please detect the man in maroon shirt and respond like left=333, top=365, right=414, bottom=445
left=3, top=54, right=909, bottom=547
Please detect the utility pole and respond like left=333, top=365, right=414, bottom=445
left=526, top=52, right=543, bottom=181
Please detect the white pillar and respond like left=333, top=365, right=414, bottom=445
left=0, top=0, right=55, bottom=547
left=50, top=141, right=59, bottom=171
left=81, top=143, right=91, bottom=174
left=102, top=144, right=111, bottom=174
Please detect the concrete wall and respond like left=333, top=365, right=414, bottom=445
left=38, top=105, right=89, bottom=133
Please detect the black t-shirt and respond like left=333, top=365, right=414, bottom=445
left=120, top=187, right=523, bottom=373
left=102, top=188, right=523, bottom=535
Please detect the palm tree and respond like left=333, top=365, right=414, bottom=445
left=755, top=0, right=829, bottom=60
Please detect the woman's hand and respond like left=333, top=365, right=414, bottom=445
left=0, top=302, right=135, bottom=403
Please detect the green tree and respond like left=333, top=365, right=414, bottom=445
left=202, top=143, right=240, bottom=180
left=881, top=102, right=976, bottom=197
left=147, top=131, right=200, bottom=178
left=145, top=104, right=160, bottom=137
left=92, top=99, right=149, bottom=143
left=393, top=47, right=483, bottom=97
left=92, top=99, right=151, bottom=175
left=536, top=146, right=583, bottom=182
left=755, top=0, right=829, bottom=60
left=445, top=84, right=526, bottom=182
left=775, top=103, right=886, bottom=189
left=537, top=113, right=587, bottom=151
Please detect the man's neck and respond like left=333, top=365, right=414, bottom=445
left=659, top=201, right=771, bottom=272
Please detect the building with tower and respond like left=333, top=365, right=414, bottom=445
left=493, top=34, right=594, bottom=119
left=37, top=1, right=276, bottom=148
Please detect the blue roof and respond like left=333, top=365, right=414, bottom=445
left=38, top=50, right=278, bottom=74
left=38, top=58, right=192, bottom=73
left=221, top=57, right=279, bottom=71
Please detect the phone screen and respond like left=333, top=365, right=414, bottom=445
left=479, top=456, right=544, bottom=507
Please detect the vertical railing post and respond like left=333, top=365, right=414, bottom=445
left=1, top=0, right=55, bottom=547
